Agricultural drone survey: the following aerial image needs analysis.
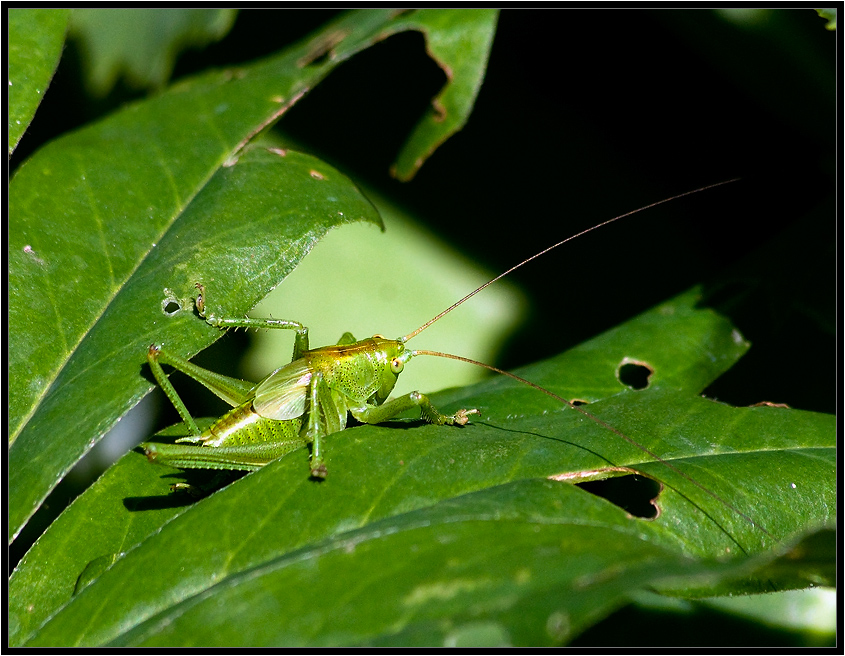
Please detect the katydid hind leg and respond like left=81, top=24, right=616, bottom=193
left=147, top=344, right=201, bottom=438
left=147, top=343, right=253, bottom=445
left=144, top=438, right=307, bottom=471
left=150, top=344, right=255, bottom=408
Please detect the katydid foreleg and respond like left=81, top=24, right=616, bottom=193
left=349, top=393, right=478, bottom=427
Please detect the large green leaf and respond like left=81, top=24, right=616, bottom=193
left=103, top=501, right=832, bottom=648
left=14, top=288, right=834, bottom=646
left=8, top=8, right=70, bottom=156
left=9, top=8, right=499, bottom=543
left=8, top=422, right=203, bottom=646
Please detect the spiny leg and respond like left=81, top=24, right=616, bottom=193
left=147, top=344, right=201, bottom=438
left=145, top=437, right=307, bottom=471
left=350, top=391, right=479, bottom=427
left=150, top=344, right=254, bottom=405
left=195, top=283, right=310, bottom=360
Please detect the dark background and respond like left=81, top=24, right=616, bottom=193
left=10, top=12, right=837, bottom=639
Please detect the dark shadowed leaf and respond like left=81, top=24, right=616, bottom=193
left=389, top=8, right=498, bottom=180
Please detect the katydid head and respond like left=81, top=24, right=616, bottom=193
left=366, top=335, right=415, bottom=404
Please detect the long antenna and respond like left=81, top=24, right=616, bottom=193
left=412, top=348, right=772, bottom=541
left=402, top=178, right=739, bottom=343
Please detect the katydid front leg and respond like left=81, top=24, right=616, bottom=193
left=350, top=392, right=479, bottom=427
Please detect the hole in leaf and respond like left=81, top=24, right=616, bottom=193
left=617, top=359, right=654, bottom=390
left=576, top=474, right=661, bottom=519
left=162, top=300, right=182, bottom=316
left=570, top=399, right=589, bottom=406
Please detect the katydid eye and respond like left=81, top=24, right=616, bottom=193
left=390, top=358, right=404, bottom=374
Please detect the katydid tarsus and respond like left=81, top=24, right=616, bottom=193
left=142, top=178, right=770, bottom=541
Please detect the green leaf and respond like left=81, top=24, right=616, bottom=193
left=701, top=582, right=836, bottom=635
left=8, top=8, right=70, bottom=156
left=9, top=8, right=497, bottom=544
left=101, top=480, right=750, bottom=648
left=389, top=8, right=499, bottom=180
left=574, top=579, right=835, bottom=646
left=8, top=421, right=218, bottom=646
left=815, top=8, right=836, bottom=31
left=17, top=289, right=834, bottom=646
left=8, top=141, right=380, bottom=545
left=106, top=512, right=832, bottom=648
left=69, top=8, right=238, bottom=95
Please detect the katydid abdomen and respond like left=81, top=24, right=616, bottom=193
left=145, top=403, right=305, bottom=471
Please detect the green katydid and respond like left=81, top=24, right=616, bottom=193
left=143, top=293, right=479, bottom=480
left=141, top=178, right=767, bottom=536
